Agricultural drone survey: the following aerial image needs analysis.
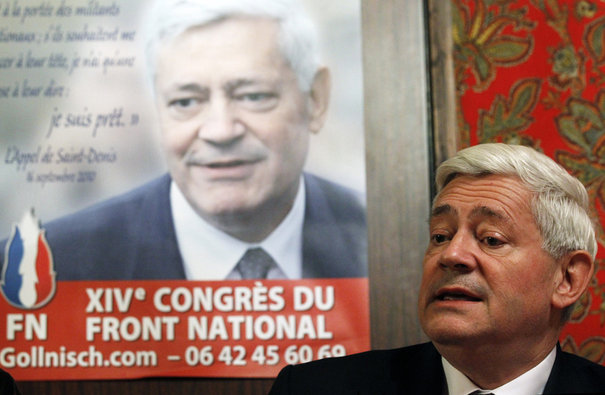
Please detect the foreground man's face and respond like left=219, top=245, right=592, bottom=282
left=418, top=174, right=559, bottom=350
left=154, top=17, right=313, bottom=227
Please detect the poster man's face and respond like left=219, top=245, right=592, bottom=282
left=154, top=17, right=322, bottom=232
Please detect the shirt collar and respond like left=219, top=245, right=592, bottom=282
left=170, top=178, right=304, bottom=280
left=442, top=346, right=556, bottom=395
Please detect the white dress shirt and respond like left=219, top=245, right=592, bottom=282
left=442, top=346, right=557, bottom=395
left=170, top=178, right=305, bottom=280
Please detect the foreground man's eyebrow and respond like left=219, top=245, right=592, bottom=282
left=469, top=206, right=510, bottom=223
left=430, top=204, right=455, bottom=219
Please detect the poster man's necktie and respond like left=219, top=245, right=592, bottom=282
left=235, top=247, right=276, bottom=279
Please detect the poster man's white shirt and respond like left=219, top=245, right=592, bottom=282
left=170, top=178, right=304, bottom=280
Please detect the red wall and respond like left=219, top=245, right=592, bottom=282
left=453, top=0, right=605, bottom=364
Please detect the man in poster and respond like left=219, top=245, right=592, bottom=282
left=0, top=0, right=367, bottom=281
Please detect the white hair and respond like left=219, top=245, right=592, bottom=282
left=145, top=0, right=321, bottom=91
left=436, top=143, right=597, bottom=261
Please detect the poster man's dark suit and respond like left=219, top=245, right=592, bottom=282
left=269, top=342, right=605, bottom=394
left=0, top=173, right=366, bottom=280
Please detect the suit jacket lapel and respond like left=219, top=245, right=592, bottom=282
left=392, top=342, right=446, bottom=394
left=132, top=174, right=186, bottom=279
left=542, top=343, right=605, bottom=394
left=301, top=174, right=367, bottom=278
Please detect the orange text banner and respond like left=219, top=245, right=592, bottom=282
left=1, top=278, right=370, bottom=380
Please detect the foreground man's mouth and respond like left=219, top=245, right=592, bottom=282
left=435, top=287, right=482, bottom=302
left=437, top=293, right=482, bottom=302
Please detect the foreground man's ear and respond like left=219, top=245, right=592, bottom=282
left=552, top=250, right=594, bottom=314
left=308, top=67, right=331, bottom=134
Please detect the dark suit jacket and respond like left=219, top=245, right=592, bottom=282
left=0, top=368, right=20, bottom=395
left=269, top=342, right=605, bottom=394
left=1, top=173, right=366, bottom=280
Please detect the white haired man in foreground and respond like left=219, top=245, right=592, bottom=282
left=270, top=143, right=605, bottom=394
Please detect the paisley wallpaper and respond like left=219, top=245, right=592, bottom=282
left=453, top=0, right=605, bottom=364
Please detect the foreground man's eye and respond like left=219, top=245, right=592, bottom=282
left=431, top=233, right=449, bottom=244
left=482, top=236, right=504, bottom=247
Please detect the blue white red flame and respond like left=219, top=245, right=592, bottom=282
left=1, top=210, right=56, bottom=309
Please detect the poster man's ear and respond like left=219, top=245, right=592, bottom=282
left=308, top=67, right=331, bottom=134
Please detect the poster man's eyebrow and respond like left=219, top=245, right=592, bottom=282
left=173, top=83, right=209, bottom=94
left=224, top=79, right=258, bottom=91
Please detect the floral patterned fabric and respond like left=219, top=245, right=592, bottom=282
left=453, top=0, right=605, bottom=364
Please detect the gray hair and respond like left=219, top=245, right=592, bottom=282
left=436, top=143, right=597, bottom=261
left=145, top=0, right=321, bottom=91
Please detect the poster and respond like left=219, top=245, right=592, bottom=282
left=0, top=0, right=369, bottom=380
